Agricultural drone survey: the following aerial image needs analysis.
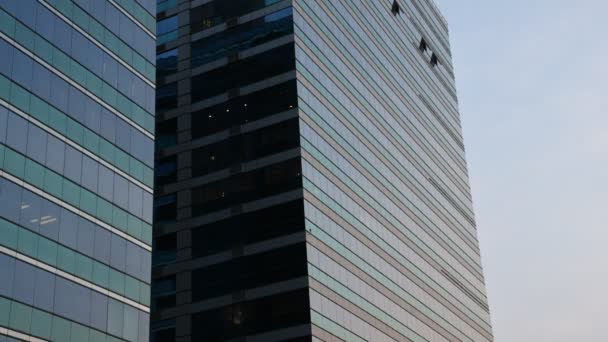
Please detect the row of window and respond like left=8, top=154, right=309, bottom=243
left=191, top=118, right=300, bottom=178
left=190, top=0, right=282, bottom=34
left=3, top=0, right=155, bottom=81
left=76, top=0, right=154, bottom=48
left=0, top=81, right=154, bottom=192
left=156, top=44, right=296, bottom=113
left=0, top=145, right=153, bottom=245
left=0, top=295, right=132, bottom=342
left=0, top=217, right=150, bottom=306
left=191, top=43, right=295, bottom=103
left=190, top=200, right=304, bottom=258
left=54, top=0, right=154, bottom=62
left=155, top=80, right=298, bottom=144
left=0, top=55, right=154, bottom=168
left=0, top=33, right=154, bottom=135
left=154, top=158, right=301, bottom=222
left=191, top=7, right=293, bottom=68
left=192, top=243, right=307, bottom=301
left=80, top=0, right=156, bottom=33
left=191, top=289, right=309, bottom=341
left=0, top=253, right=148, bottom=341
left=191, top=80, right=298, bottom=138
left=0, top=177, right=150, bottom=282
left=153, top=242, right=306, bottom=311
left=191, top=158, right=302, bottom=215
left=0, top=109, right=152, bottom=222
left=0, top=5, right=154, bottom=114
left=156, top=6, right=294, bottom=80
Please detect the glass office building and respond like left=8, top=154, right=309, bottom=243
left=0, top=0, right=155, bottom=340
left=153, top=0, right=493, bottom=341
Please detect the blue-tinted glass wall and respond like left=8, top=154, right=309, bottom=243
left=0, top=0, right=155, bottom=340
left=295, top=0, right=494, bottom=340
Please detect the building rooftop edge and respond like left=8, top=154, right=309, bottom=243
left=424, top=0, right=449, bottom=28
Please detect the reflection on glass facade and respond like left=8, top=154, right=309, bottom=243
left=153, top=0, right=492, bottom=341
left=0, top=0, right=155, bottom=340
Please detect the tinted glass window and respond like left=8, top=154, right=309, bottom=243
left=151, top=276, right=176, bottom=311
left=152, top=233, right=176, bottom=266
left=157, top=16, right=178, bottom=45
left=157, top=48, right=178, bottom=78
left=191, top=158, right=301, bottom=214
left=191, top=200, right=304, bottom=257
left=191, top=289, right=309, bottom=341
left=191, top=7, right=293, bottom=67
left=190, top=0, right=282, bottom=33
left=155, top=156, right=177, bottom=187
left=150, top=319, right=176, bottom=342
left=154, top=193, right=177, bottom=222
left=156, top=83, right=178, bottom=111
left=191, top=44, right=295, bottom=103
left=192, top=80, right=297, bottom=138
left=192, top=119, right=299, bottom=176
left=192, top=243, right=307, bottom=301
left=155, top=118, right=177, bottom=149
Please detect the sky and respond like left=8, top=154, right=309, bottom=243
left=433, top=1, right=608, bottom=341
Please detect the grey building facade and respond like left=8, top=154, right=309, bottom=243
left=153, top=0, right=492, bottom=341
left=0, top=0, right=155, bottom=341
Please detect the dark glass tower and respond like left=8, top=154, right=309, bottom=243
left=0, top=0, right=155, bottom=341
left=153, top=0, right=493, bottom=341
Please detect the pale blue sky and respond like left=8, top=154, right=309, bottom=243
left=434, top=1, right=608, bottom=341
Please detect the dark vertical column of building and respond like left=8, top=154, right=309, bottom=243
left=152, top=1, right=312, bottom=341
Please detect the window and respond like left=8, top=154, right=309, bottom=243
left=431, top=53, right=440, bottom=67
left=151, top=276, right=176, bottom=311
left=419, top=37, right=428, bottom=52
left=152, top=233, right=176, bottom=266
left=154, top=193, right=177, bottom=222
left=155, top=118, right=177, bottom=148
left=391, top=0, right=400, bottom=15
left=157, top=16, right=178, bottom=45
left=155, top=156, right=177, bottom=187
left=156, top=48, right=178, bottom=78
left=188, top=200, right=304, bottom=258
left=156, top=83, right=178, bottom=111
left=151, top=319, right=175, bottom=342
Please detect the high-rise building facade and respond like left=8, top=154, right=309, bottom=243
left=0, top=0, right=155, bottom=341
left=152, top=0, right=493, bottom=341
